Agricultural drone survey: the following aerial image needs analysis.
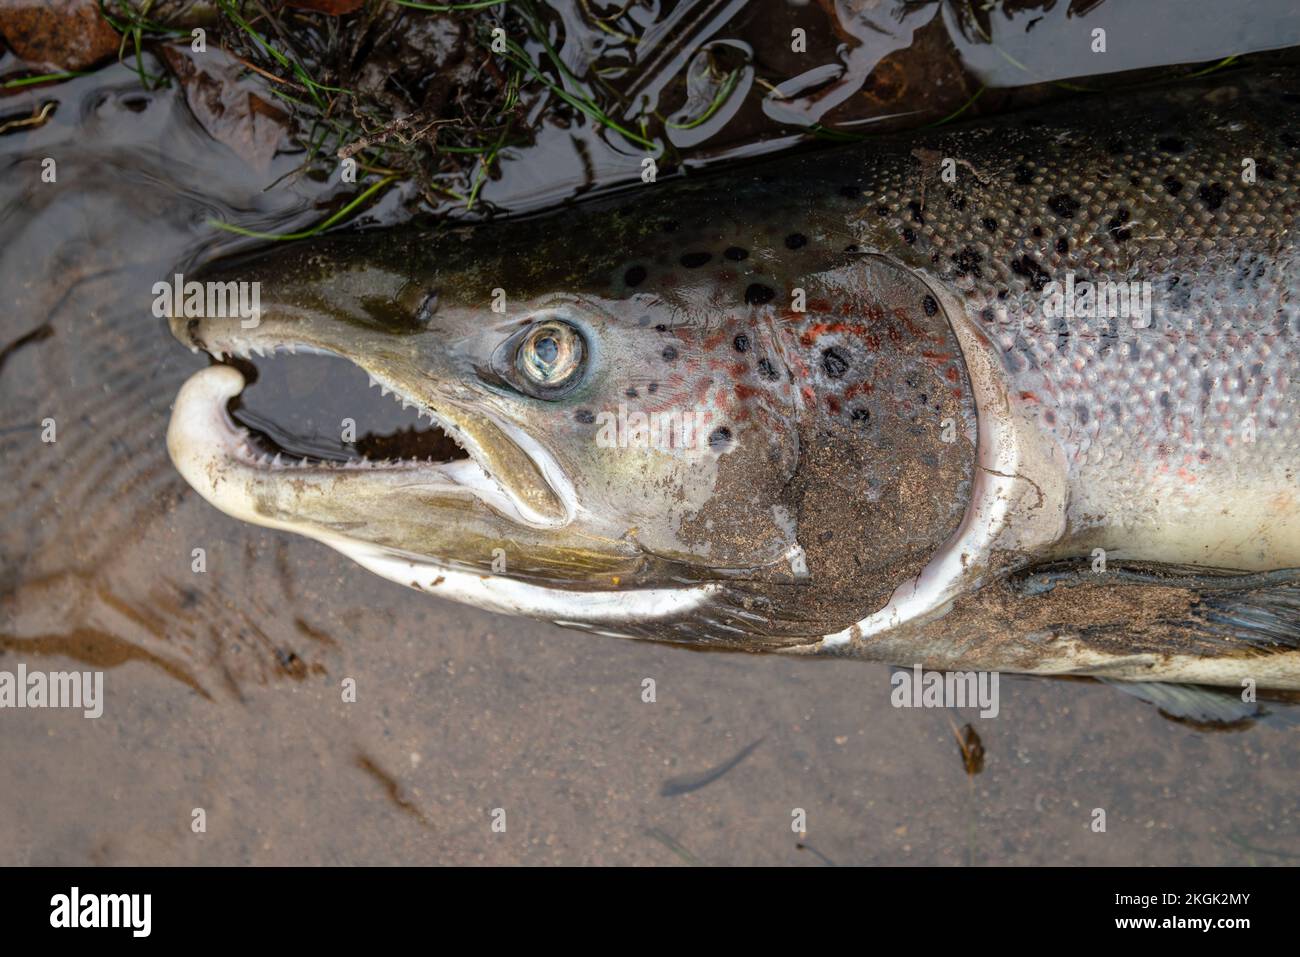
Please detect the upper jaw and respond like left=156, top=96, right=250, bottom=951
left=168, top=315, right=571, bottom=529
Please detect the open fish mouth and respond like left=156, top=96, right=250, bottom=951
left=165, top=313, right=720, bottom=629
left=168, top=320, right=572, bottom=532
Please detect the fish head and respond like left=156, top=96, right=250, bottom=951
left=166, top=213, right=826, bottom=640
left=168, top=176, right=980, bottom=646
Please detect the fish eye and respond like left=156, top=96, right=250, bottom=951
left=516, top=319, right=585, bottom=391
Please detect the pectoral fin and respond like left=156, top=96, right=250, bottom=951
left=1012, top=561, right=1300, bottom=655
left=1098, top=679, right=1262, bottom=729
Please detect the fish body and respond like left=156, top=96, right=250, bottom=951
left=168, top=69, right=1300, bottom=688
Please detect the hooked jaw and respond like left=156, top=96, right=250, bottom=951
left=167, top=314, right=572, bottom=534
left=165, top=318, right=720, bottom=628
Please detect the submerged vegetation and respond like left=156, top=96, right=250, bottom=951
left=208, top=0, right=529, bottom=214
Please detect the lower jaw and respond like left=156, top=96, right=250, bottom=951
left=166, top=364, right=544, bottom=530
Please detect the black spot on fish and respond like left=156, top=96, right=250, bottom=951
left=1011, top=254, right=1051, bottom=291
left=575, top=409, right=595, bottom=424
left=822, top=347, right=849, bottom=378
left=724, top=246, right=748, bottom=261
left=1032, top=225, right=1043, bottom=238
left=1055, top=237, right=1069, bottom=254
left=708, top=427, right=733, bottom=452
left=758, top=357, right=780, bottom=380
left=745, top=283, right=775, bottom=305
left=648, top=382, right=658, bottom=394
left=981, top=217, right=998, bottom=233
left=948, top=190, right=966, bottom=211
left=625, top=387, right=638, bottom=399
left=1106, top=208, right=1132, bottom=242
left=1156, top=136, right=1186, bottom=153
left=680, top=251, right=712, bottom=268
left=1075, top=403, right=1090, bottom=425
left=624, top=265, right=647, bottom=287
left=655, top=323, right=668, bottom=332
left=661, top=346, right=678, bottom=361
left=1158, top=391, right=1171, bottom=411
left=1163, top=175, right=1183, bottom=196
left=1257, top=161, right=1277, bottom=181
left=876, top=204, right=890, bottom=217
left=733, top=333, right=750, bottom=353
left=907, top=200, right=925, bottom=224
left=1014, top=163, right=1034, bottom=185
left=901, top=227, right=917, bottom=245
left=953, top=247, right=983, bottom=278
left=1048, top=194, right=1081, bottom=219
left=1198, top=182, right=1228, bottom=211
left=980, top=307, right=996, bottom=324
left=784, top=233, right=808, bottom=250
left=850, top=407, right=871, bottom=424
left=1167, top=276, right=1191, bottom=311
left=922, top=295, right=938, bottom=316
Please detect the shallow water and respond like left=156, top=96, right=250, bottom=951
left=1, top=2, right=1298, bottom=865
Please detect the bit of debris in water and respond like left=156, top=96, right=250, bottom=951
left=659, top=737, right=764, bottom=797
